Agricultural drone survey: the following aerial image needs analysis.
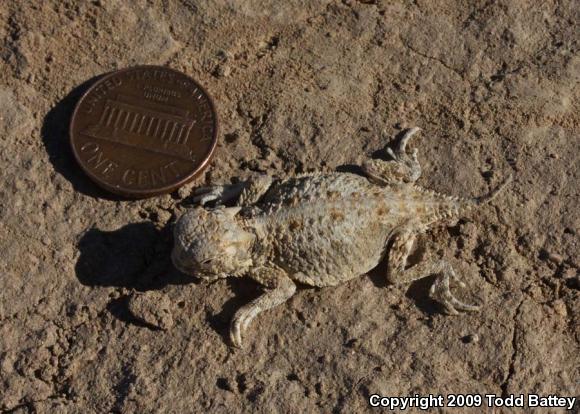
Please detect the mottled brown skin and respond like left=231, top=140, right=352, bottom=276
left=249, top=173, right=462, bottom=288
left=172, top=128, right=511, bottom=348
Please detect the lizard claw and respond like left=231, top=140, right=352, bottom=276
left=230, top=307, right=257, bottom=349
left=429, top=269, right=480, bottom=315
left=386, top=147, right=398, bottom=161
left=191, top=186, right=226, bottom=206
left=190, top=183, right=245, bottom=206
left=230, top=321, right=244, bottom=349
left=396, top=127, right=421, bottom=156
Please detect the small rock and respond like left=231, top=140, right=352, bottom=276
left=551, top=300, right=567, bottom=317
left=527, top=284, right=545, bottom=301
left=563, top=267, right=577, bottom=279
left=547, top=251, right=564, bottom=265
left=178, top=181, right=196, bottom=199
left=216, top=49, right=232, bottom=60
left=213, top=64, right=231, bottom=78
left=127, top=291, right=174, bottom=330
left=156, top=209, right=172, bottom=225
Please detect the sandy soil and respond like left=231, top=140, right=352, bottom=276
left=0, top=0, right=578, bottom=412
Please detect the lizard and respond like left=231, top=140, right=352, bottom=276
left=171, top=127, right=512, bottom=348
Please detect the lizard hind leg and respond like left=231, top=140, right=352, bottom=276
left=230, top=269, right=296, bottom=348
left=386, top=226, right=480, bottom=315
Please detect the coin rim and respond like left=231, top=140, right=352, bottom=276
left=69, top=65, right=218, bottom=198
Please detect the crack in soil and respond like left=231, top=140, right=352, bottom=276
left=500, top=297, right=524, bottom=397
left=399, top=38, right=464, bottom=79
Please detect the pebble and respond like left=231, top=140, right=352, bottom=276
left=551, top=300, right=567, bottom=317
left=214, top=65, right=231, bottom=78
left=546, top=252, right=564, bottom=264
left=155, top=209, right=172, bottom=225
left=127, top=291, right=174, bottom=330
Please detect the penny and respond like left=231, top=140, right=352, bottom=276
left=70, top=66, right=218, bottom=198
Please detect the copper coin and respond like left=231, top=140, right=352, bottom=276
left=70, top=66, right=218, bottom=198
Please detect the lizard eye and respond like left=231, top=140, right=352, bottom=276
left=201, top=258, right=213, bottom=264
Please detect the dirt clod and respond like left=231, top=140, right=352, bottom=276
left=127, top=291, right=174, bottom=330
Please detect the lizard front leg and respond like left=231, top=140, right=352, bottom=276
left=386, top=226, right=480, bottom=315
left=230, top=266, right=296, bottom=348
left=191, top=175, right=273, bottom=207
left=362, top=127, right=422, bottom=185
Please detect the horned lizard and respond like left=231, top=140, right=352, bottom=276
left=171, top=128, right=511, bottom=348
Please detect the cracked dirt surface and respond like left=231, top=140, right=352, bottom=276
left=0, top=0, right=578, bottom=412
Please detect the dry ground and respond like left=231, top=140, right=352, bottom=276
left=0, top=0, right=578, bottom=413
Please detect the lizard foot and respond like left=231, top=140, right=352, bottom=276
left=429, top=265, right=481, bottom=315
left=191, top=183, right=244, bottom=206
left=229, top=275, right=296, bottom=348
left=229, top=306, right=257, bottom=348
left=385, top=127, right=421, bottom=182
left=386, top=127, right=420, bottom=158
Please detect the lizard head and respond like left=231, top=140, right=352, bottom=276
left=171, top=206, right=255, bottom=280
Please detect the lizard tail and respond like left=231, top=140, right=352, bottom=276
left=473, top=173, right=513, bottom=205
